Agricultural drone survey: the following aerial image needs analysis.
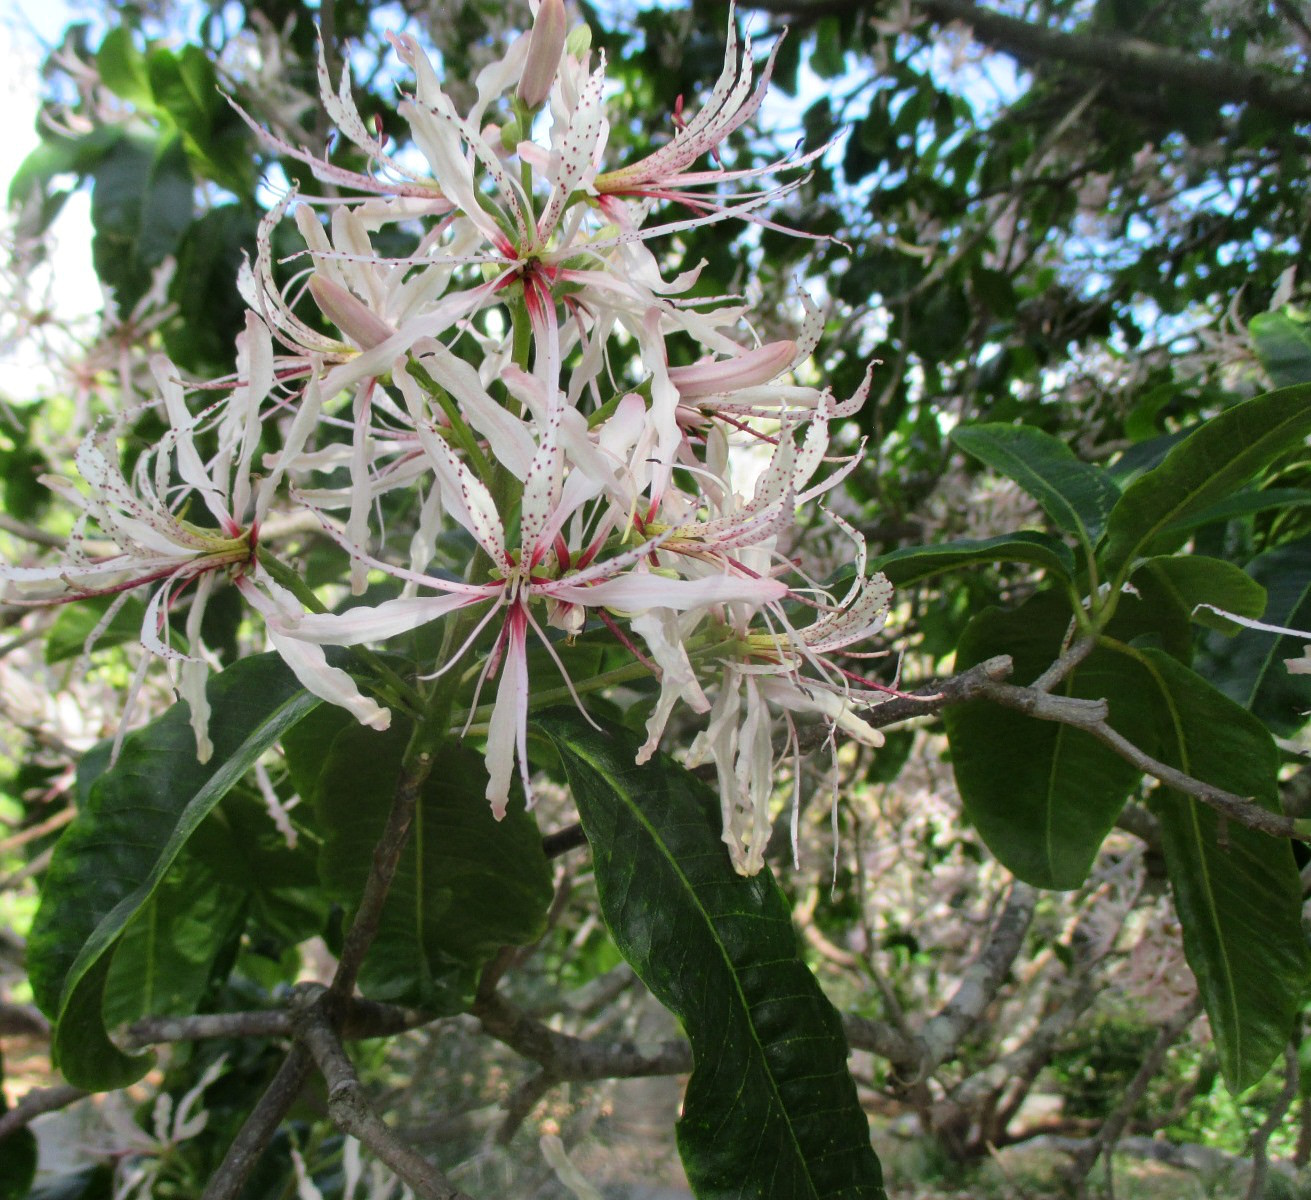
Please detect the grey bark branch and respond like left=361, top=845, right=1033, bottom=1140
left=289, top=988, right=475, bottom=1200
left=201, top=1045, right=314, bottom=1200
left=125, top=997, right=428, bottom=1048
left=330, top=749, right=434, bottom=1004
left=972, top=676, right=1307, bottom=842
left=864, top=654, right=1015, bottom=726
left=916, top=879, right=1038, bottom=1077
left=949, top=975, right=1098, bottom=1112
left=474, top=990, right=694, bottom=1081
left=742, top=0, right=1311, bottom=121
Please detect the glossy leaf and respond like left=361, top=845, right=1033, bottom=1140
left=27, top=655, right=319, bottom=1090
left=1138, top=648, right=1309, bottom=1092
left=1132, top=555, right=1267, bottom=634
left=943, top=591, right=1151, bottom=888
left=535, top=710, right=886, bottom=1200
left=872, top=531, right=1074, bottom=586
left=951, top=423, right=1119, bottom=548
left=1199, top=536, right=1311, bottom=735
left=1162, top=487, right=1311, bottom=535
left=101, top=855, right=246, bottom=1030
left=1102, top=385, right=1311, bottom=578
left=304, top=720, right=552, bottom=1009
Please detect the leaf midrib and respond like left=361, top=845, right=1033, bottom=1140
left=560, top=738, right=821, bottom=1197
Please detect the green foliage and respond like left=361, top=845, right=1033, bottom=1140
left=1252, top=310, right=1311, bottom=388
left=1200, top=537, right=1311, bottom=734
left=950, top=423, right=1120, bottom=554
left=536, top=709, right=887, bottom=1200
left=285, top=715, right=553, bottom=1009
left=872, top=532, right=1076, bottom=585
left=1102, top=385, right=1311, bottom=579
left=9, top=0, right=1311, bottom=1188
left=944, top=591, right=1149, bottom=889
left=27, top=655, right=319, bottom=1089
left=1140, top=647, right=1309, bottom=1093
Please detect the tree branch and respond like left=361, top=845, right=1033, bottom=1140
left=974, top=676, right=1307, bottom=841
left=741, top=0, right=1311, bottom=121
left=473, top=989, right=693, bottom=1081
left=865, top=654, right=1015, bottom=727
left=289, top=987, right=475, bottom=1200
left=916, top=879, right=1038, bottom=1077
left=201, top=1046, right=315, bottom=1200
left=330, top=748, right=435, bottom=1004
left=1246, top=1042, right=1300, bottom=1200
left=125, top=997, right=429, bottom=1048
left=0, top=1084, right=87, bottom=1140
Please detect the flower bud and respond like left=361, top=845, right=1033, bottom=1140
left=308, top=274, right=396, bottom=350
left=517, top=0, right=567, bottom=110
left=566, top=23, right=591, bottom=58
left=668, top=339, right=797, bottom=400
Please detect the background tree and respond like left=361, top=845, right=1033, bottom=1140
left=1, top=1, right=1309, bottom=1197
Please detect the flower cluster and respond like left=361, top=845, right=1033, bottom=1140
left=2, top=2, right=893, bottom=874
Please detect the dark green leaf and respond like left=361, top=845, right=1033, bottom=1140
left=1251, top=311, right=1311, bottom=388
left=871, top=532, right=1075, bottom=586
left=1132, top=556, right=1267, bottom=634
left=308, top=722, right=552, bottom=1009
left=1163, top=487, right=1311, bottom=534
left=951, top=423, right=1119, bottom=548
left=1102, top=385, right=1311, bottom=578
left=943, top=592, right=1150, bottom=888
left=1199, top=536, right=1311, bottom=735
left=91, top=132, right=194, bottom=309
left=536, top=710, right=886, bottom=1200
left=27, top=655, right=319, bottom=1090
left=1138, top=648, right=1309, bottom=1092
left=101, top=854, right=245, bottom=1029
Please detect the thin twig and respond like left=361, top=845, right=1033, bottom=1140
left=0, top=845, right=53, bottom=891
left=0, top=805, right=75, bottom=856
left=916, top=879, right=1038, bottom=1078
left=330, top=749, right=434, bottom=1004
left=496, top=1069, right=556, bottom=1144
left=975, top=677, right=1307, bottom=842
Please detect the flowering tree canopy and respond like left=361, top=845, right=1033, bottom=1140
left=2, top=0, right=1311, bottom=1197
